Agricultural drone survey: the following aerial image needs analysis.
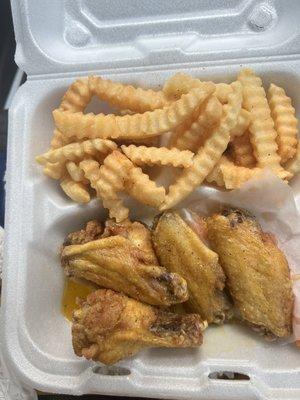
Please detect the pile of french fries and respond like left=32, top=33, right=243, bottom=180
left=36, top=69, right=300, bottom=222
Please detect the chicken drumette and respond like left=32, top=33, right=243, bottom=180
left=72, top=289, right=207, bottom=364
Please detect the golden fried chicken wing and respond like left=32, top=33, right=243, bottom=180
left=207, top=209, right=294, bottom=339
left=61, top=220, right=188, bottom=306
left=63, top=220, right=103, bottom=246
left=152, top=211, right=231, bottom=324
left=72, top=289, right=206, bottom=364
left=101, top=219, right=158, bottom=265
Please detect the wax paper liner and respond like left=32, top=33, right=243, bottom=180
left=176, top=170, right=300, bottom=342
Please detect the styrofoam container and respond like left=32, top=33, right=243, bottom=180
left=2, top=0, right=300, bottom=398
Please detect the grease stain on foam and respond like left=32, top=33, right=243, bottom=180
left=62, top=278, right=95, bottom=321
left=204, top=324, right=257, bottom=358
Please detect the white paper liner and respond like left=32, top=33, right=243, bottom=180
left=175, top=170, right=300, bottom=342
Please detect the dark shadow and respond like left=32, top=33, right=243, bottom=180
left=0, top=0, right=17, bottom=108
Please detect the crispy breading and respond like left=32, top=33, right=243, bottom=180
left=72, top=289, right=206, bottom=364
left=63, top=220, right=103, bottom=247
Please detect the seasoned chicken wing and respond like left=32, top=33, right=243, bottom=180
left=207, top=209, right=294, bottom=339
left=61, top=220, right=188, bottom=306
left=152, top=211, right=231, bottom=324
left=63, top=220, right=103, bottom=246
left=72, top=289, right=206, bottom=364
left=101, top=219, right=158, bottom=265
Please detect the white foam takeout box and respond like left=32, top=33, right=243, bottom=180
left=2, top=0, right=300, bottom=399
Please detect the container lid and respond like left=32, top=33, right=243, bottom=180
left=10, top=1, right=300, bottom=77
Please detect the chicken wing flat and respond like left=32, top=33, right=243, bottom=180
left=72, top=289, right=206, bottom=364
left=61, top=219, right=188, bottom=306
left=152, top=211, right=231, bottom=324
left=207, top=209, right=294, bottom=339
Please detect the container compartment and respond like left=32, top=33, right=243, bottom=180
left=4, top=0, right=300, bottom=397
left=2, top=63, right=300, bottom=398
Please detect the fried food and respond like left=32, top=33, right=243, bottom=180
left=81, top=151, right=166, bottom=220
left=207, top=155, right=263, bottom=189
left=61, top=219, right=189, bottom=306
left=60, top=78, right=92, bottom=113
left=53, top=85, right=215, bottom=141
left=72, top=289, right=206, bottom=365
left=170, top=96, right=222, bottom=152
left=286, top=142, right=300, bottom=176
left=231, top=130, right=256, bottom=168
left=37, top=69, right=300, bottom=210
left=101, top=218, right=158, bottom=264
left=89, top=75, right=169, bottom=113
left=121, top=145, right=194, bottom=168
left=230, top=108, right=251, bottom=138
left=152, top=211, right=231, bottom=324
left=37, top=139, right=118, bottom=198
left=161, top=81, right=242, bottom=210
left=50, top=79, right=93, bottom=149
left=268, top=83, right=298, bottom=163
left=66, top=161, right=88, bottom=183
left=125, top=166, right=166, bottom=208
left=80, top=153, right=131, bottom=222
left=163, top=72, right=232, bottom=104
left=207, top=209, right=294, bottom=339
left=51, top=75, right=169, bottom=149
left=51, top=128, right=72, bottom=149
left=60, top=175, right=90, bottom=203
left=206, top=156, right=232, bottom=187
left=237, top=69, right=290, bottom=179
left=43, top=161, right=66, bottom=180
left=36, top=139, right=117, bottom=165
left=220, top=162, right=263, bottom=189
left=63, top=220, right=103, bottom=247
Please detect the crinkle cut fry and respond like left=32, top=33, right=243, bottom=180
left=268, top=83, right=298, bottom=163
left=61, top=75, right=169, bottom=114
left=51, top=79, right=93, bottom=149
left=66, top=161, right=89, bottom=183
left=102, top=151, right=166, bottom=209
left=285, top=142, right=300, bottom=177
left=121, top=144, right=194, bottom=168
left=230, top=108, right=251, bottom=139
left=80, top=151, right=166, bottom=219
left=237, top=68, right=290, bottom=180
left=125, top=167, right=166, bottom=208
left=52, top=75, right=169, bottom=148
left=53, top=84, right=215, bottom=141
left=60, top=174, right=91, bottom=203
left=60, top=78, right=93, bottom=112
left=206, top=156, right=232, bottom=187
left=163, top=72, right=232, bottom=104
left=207, top=156, right=263, bottom=189
left=36, top=139, right=117, bottom=165
left=220, top=163, right=263, bottom=189
left=170, top=96, right=222, bottom=152
left=80, top=153, right=131, bottom=222
left=160, top=81, right=243, bottom=210
left=89, top=75, right=169, bottom=113
left=231, top=131, right=256, bottom=168
left=43, top=161, right=66, bottom=180
left=51, top=129, right=72, bottom=149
